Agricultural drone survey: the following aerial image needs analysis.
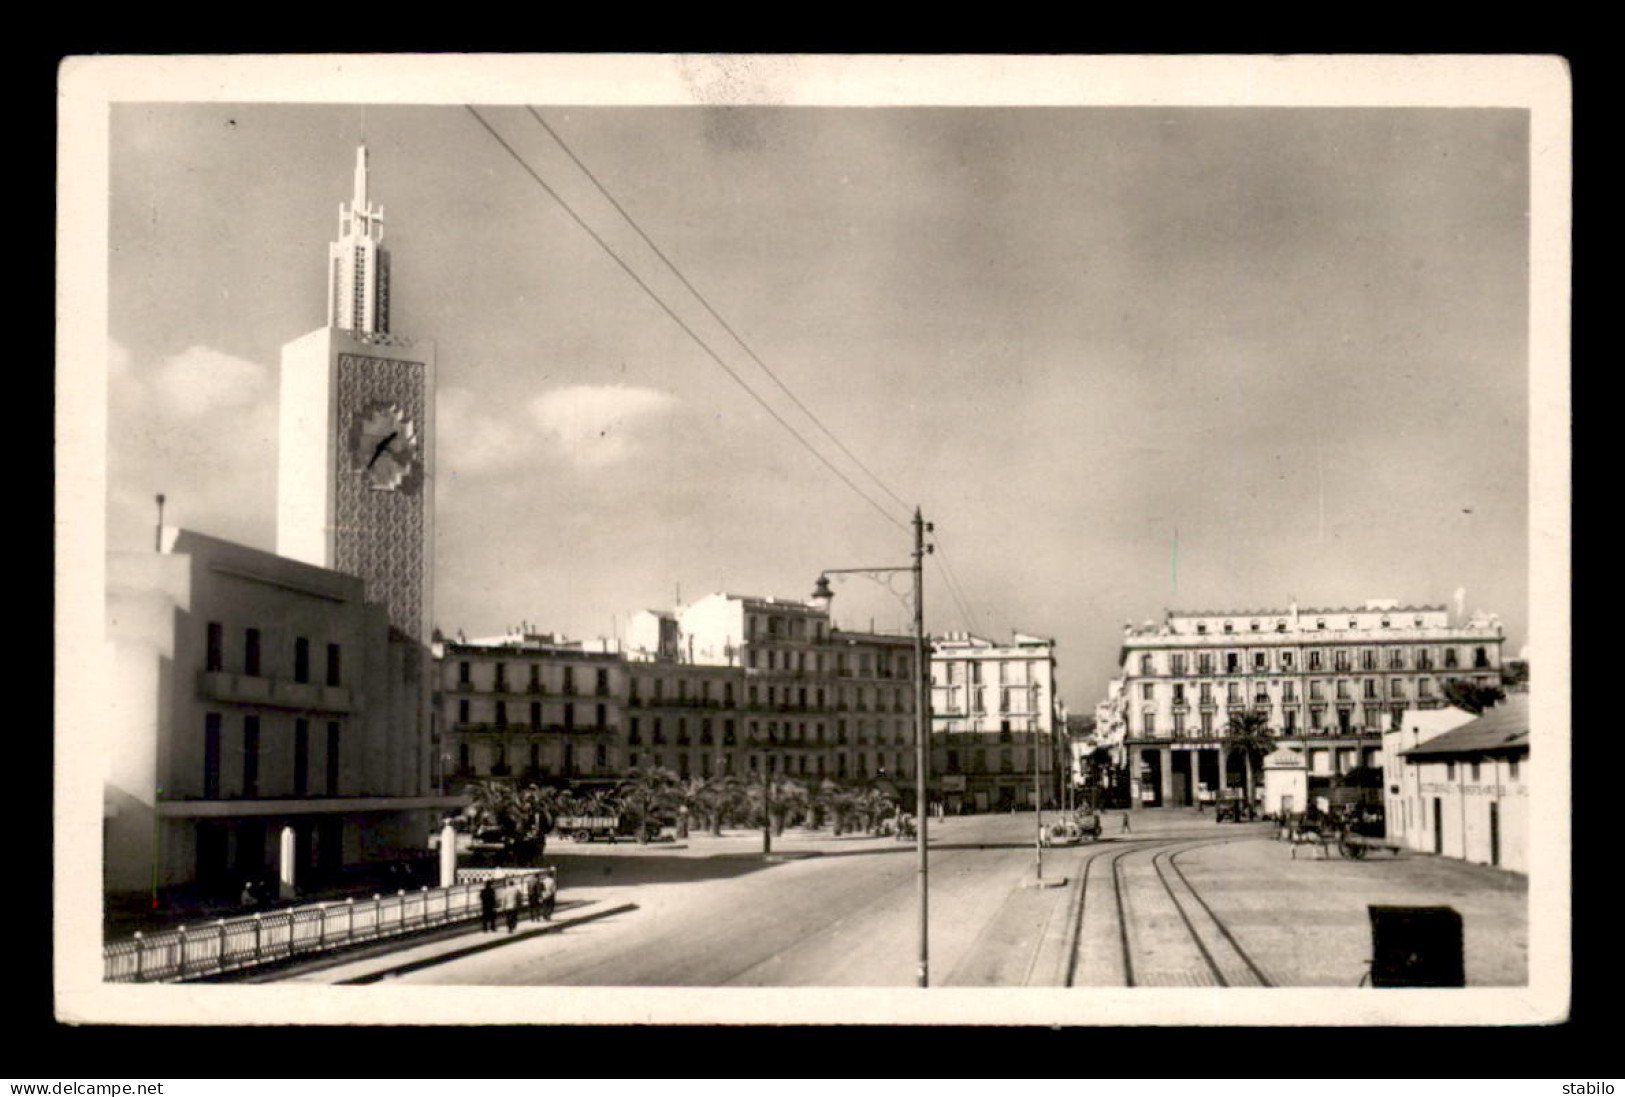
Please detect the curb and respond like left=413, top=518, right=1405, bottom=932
left=337, top=902, right=639, bottom=983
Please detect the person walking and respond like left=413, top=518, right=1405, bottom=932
left=479, top=879, right=497, bottom=933
left=540, top=868, right=557, bottom=921
left=528, top=873, right=543, bottom=923
left=1120, top=811, right=1132, bottom=834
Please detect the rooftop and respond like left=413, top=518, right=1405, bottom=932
left=1402, top=695, right=1531, bottom=759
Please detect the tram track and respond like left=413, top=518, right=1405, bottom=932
left=1065, top=833, right=1273, bottom=988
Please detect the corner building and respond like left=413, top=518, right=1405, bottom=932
left=1116, top=601, right=1505, bottom=807
left=929, top=632, right=1061, bottom=812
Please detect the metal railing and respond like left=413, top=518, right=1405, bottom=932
left=103, top=870, right=544, bottom=983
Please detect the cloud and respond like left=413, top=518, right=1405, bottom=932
left=106, top=342, right=277, bottom=551
left=437, top=386, right=535, bottom=476
left=150, top=345, right=272, bottom=419
left=530, top=385, right=677, bottom=468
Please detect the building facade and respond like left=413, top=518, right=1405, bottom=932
left=929, top=632, right=1062, bottom=812
left=437, top=633, right=630, bottom=788
left=440, top=593, right=924, bottom=802
left=1116, top=601, right=1506, bottom=808
left=104, top=531, right=451, bottom=899
left=1398, top=695, right=1529, bottom=872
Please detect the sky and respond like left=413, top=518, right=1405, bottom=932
left=104, top=98, right=1533, bottom=706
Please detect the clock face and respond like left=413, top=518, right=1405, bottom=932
left=351, top=403, right=420, bottom=491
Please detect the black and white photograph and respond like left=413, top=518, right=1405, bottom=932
left=55, top=54, right=1570, bottom=1027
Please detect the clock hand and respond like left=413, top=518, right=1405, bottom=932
left=367, top=431, right=400, bottom=470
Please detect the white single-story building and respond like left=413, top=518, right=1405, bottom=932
left=1400, top=695, right=1530, bottom=872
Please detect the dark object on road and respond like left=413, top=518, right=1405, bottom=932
left=1366, top=905, right=1465, bottom=987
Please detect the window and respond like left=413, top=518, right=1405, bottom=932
left=1334, top=650, right=1350, bottom=672
left=244, top=629, right=261, bottom=677
left=1390, top=679, right=1406, bottom=698
left=206, top=623, right=224, bottom=672
left=1283, top=681, right=1296, bottom=701
left=1223, top=621, right=1234, bottom=634
left=203, top=714, right=221, bottom=799
left=1280, top=652, right=1294, bottom=670
left=294, top=638, right=311, bottom=683
left=1509, top=758, right=1521, bottom=781
left=1309, top=650, right=1323, bottom=670
left=1446, top=761, right=1456, bottom=781
left=1389, top=649, right=1405, bottom=669
left=1172, top=712, right=1186, bottom=736
left=1418, top=678, right=1433, bottom=698
left=1361, top=649, right=1376, bottom=670
left=1226, top=652, right=1240, bottom=673
left=629, top=717, right=641, bottom=745
left=563, top=667, right=575, bottom=694
left=494, top=701, right=507, bottom=726
left=1198, top=653, right=1215, bottom=674
left=1444, top=648, right=1460, bottom=668
left=1199, top=682, right=1212, bottom=703
left=494, top=663, right=507, bottom=691
left=1200, top=711, right=1214, bottom=735
left=294, top=720, right=310, bottom=796
left=1140, top=654, right=1153, bottom=674
left=1336, top=681, right=1351, bottom=700
left=1364, top=679, right=1378, bottom=699
left=530, top=664, right=542, bottom=691
left=1143, top=713, right=1156, bottom=736
left=242, top=716, right=260, bottom=797
left=596, top=704, right=607, bottom=730
left=1227, top=682, right=1242, bottom=703
left=1142, top=683, right=1155, bottom=701
left=457, top=699, right=470, bottom=724
left=458, top=661, right=470, bottom=686
left=564, top=704, right=575, bottom=731
left=1316, top=618, right=1326, bottom=630
left=1170, top=654, right=1187, bottom=676
left=1197, top=624, right=1208, bottom=635
left=1254, top=652, right=1268, bottom=671
left=1172, top=683, right=1185, bottom=703
left=1284, top=708, right=1297, bottom=732
left=530, top=701, right=542, bottom=727
left=1470, top=761, right=1481, bottom=782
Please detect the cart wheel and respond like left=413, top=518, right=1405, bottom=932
left=574, top=829, right=591, bottom=843
left=1340, top=836, right=1367, bottom=860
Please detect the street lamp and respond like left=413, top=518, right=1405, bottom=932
left=815, top=507, right=933, bottom=987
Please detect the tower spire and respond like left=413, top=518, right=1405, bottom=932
left=327, top=143, right=390, bottom=335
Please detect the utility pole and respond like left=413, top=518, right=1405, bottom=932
left=912, top=507, right=929, bottom=988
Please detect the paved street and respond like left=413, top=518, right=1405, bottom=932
left=269, top=808, right=1526, bottom=988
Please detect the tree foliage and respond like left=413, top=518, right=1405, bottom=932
left=1441, top=677, right=1507, bottom=715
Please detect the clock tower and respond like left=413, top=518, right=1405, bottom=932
left=277, top=145, right=435, bottom=647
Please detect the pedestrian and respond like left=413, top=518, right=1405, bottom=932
left=540, top=868, right=557, bottom=921
left=502, top=879, right=521, bottom=933
left=479, top=879, right=497, bottom=933
left=528, top=873, right=543, bottom=923
left=240, top=880, right=257, bottom=910
left=1121, top=812, right=1132, bottom=834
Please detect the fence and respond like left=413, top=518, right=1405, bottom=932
left=104, top=870, right=545, bottom=983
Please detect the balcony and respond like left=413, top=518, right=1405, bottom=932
left=199, top=671, right=353, bottom=714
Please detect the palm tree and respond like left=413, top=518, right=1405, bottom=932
left=616, top=766, right=680, bottom=843
left=776, top=779, right=811, bottom=834
left=1222, top=709, right=1276, bottom=810
left=703, top=774, right=747, bottom=836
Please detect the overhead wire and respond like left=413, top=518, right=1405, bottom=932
left=524, top=106, right=915, bottom=520
left=464, top=105, right=908, bottom=536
